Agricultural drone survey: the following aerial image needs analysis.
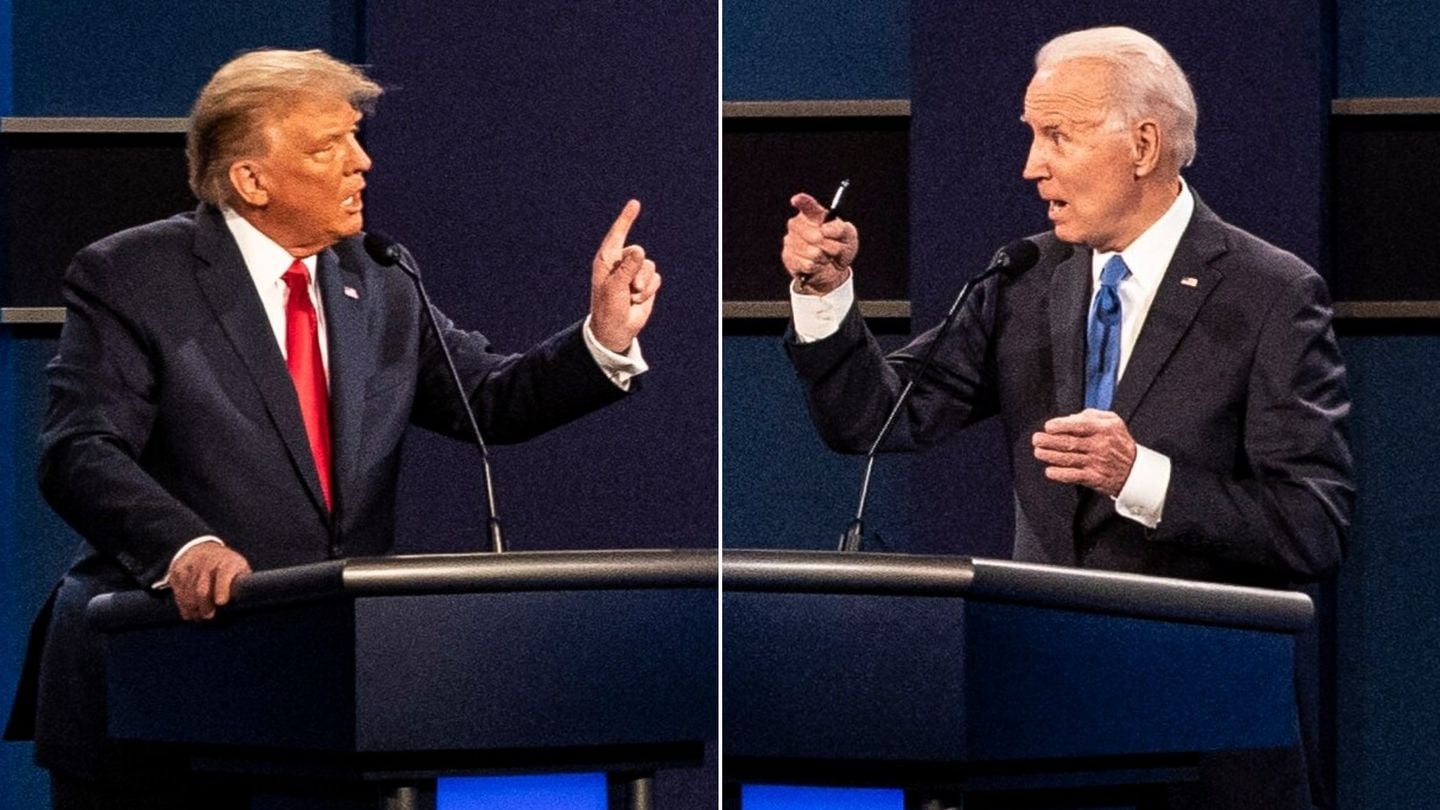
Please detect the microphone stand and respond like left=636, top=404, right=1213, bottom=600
left=377, top=239, right=505, bottom=553
left=839, top=242, right=1036, bottom=552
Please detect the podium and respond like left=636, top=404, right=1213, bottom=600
left=723, top=550, right=1312, bottom=807
left=87, top=549, right=717, bottom=809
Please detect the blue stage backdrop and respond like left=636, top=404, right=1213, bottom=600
left=1330, top=4, right=1440, bottom=807
left=722, top=0, right=909, bottom=101
left=8, top=0, right=361, bottom=114
left=363, top=1, right=717, bottom=557
left=0, top=0, right=11, bottom=114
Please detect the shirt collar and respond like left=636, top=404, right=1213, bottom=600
left=221, top=206, right=318, bottom=284
left=1091, top=177, right=1195, bottom=293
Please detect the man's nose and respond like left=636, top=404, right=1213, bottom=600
left=347, top=135, right=373, bottom=173
left=1022, top=139, right=1047, bottom=181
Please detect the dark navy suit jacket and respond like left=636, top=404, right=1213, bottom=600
left=9, top=204, right=627, bottom=778
left=787, top=198, right=1353, bottom=588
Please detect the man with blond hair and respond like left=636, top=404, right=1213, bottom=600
left=782, top=26, right=1350, bottom=809
left=9, top=48, right=660, bottom=808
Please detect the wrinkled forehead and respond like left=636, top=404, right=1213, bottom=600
left=257, top=94, right=362, bottom=143
left=1022, top=58, right=1117, bottom=124
left=264, top=91, right=362, bottom=126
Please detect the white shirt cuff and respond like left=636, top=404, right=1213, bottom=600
left=790, top=275, right=855, bottom=343
left=1114, top=444, right=1170, bottom=529
left=582, top=315, right=648, bottom=391
left=153, top=535, right=226, bottom=589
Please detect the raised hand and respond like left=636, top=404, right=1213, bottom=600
left=590, top=199, right=661, bottom=353
left=781, top=192, right=859, bottom=295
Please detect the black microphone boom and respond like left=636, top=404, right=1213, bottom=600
left=839, top=238, right=1040, bottom=552
left=362, top=231, right=506, bottom=554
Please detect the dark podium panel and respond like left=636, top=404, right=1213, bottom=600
left=88, top=549, right=717, bottom=806
left=723, top=551, right=1311, bottom=801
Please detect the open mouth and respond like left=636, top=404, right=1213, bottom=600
left=1047, top=200, right=1068, bottom=216
left=341, top=190, right=364, bottom=212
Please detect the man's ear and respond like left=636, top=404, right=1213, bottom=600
left=1132, top=119, right=1162, bottom=179
left=228, top=161, right=268, bottom=207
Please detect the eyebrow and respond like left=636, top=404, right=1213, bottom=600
left=311, top=123, right=358, bottom=143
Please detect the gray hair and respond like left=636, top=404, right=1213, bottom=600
left=1035, top=27, right=1197, bottom=170
left=187, top=49, right=383, bottom=205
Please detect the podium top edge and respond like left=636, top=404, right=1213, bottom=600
left=721, top=550, right=1314, bottom=633
left=341, top=548, right=717, bottom=594
left=89, top=549, right=718, bottom=631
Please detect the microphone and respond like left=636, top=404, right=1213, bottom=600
left=839, top=238, right=1040, bottom=552
left=363, top=231, right=506, bottom=554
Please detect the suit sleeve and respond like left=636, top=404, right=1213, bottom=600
left=1156, top=271, right=1354, bottom=581
left=784, top=282, right=1000, bottom=454
left=409, top=305, right=629, bottom=444
left=38, top=249, right=213, bottom=586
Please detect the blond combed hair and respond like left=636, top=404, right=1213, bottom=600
left=186, top=49, right=382, bottom=205
left=1036, top=27, right=1198, bottom=170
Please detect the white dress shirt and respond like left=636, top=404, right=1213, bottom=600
left=225, top=208, right=331, bottom=374
left=790, top=180, right=1196, bottom=530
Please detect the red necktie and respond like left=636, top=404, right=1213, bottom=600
left=283, top=260, right=333, bottom=510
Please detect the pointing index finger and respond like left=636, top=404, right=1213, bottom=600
left=602, top=199, right=642, bottom=253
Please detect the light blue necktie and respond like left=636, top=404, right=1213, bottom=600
left=1084, top=255, right=1129, bottom=410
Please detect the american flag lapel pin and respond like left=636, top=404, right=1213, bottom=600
left=1180, top=276, right=1198, bottom=288
left=344, top=286, right=360, bottom=299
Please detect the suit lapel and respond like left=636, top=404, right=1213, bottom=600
left=1110, top=200, right=1227, bottom=421
left=317, top=247, right=370, bottom=516
left=191, top=206, right=329, bottom=516
left=1048, top=245, right=1091, bottom=416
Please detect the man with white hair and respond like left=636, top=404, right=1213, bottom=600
left=781, top=26, right=1350, bottom=809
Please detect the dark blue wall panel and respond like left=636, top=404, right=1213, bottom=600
left=1334, top=334, right=1440, bottom=809
left=722, top=336, right=916, bottom=551
left=723, top=0, right=908, bottom=100
left=363, top=1, right=717, bottom=557
left=9, top=0, right=359, bottom=115
left=1, top=0, right=12, bottom=115
left=1337, top=0, right=1440, bottom=96
left=0, top=333, right=76, bottom=809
